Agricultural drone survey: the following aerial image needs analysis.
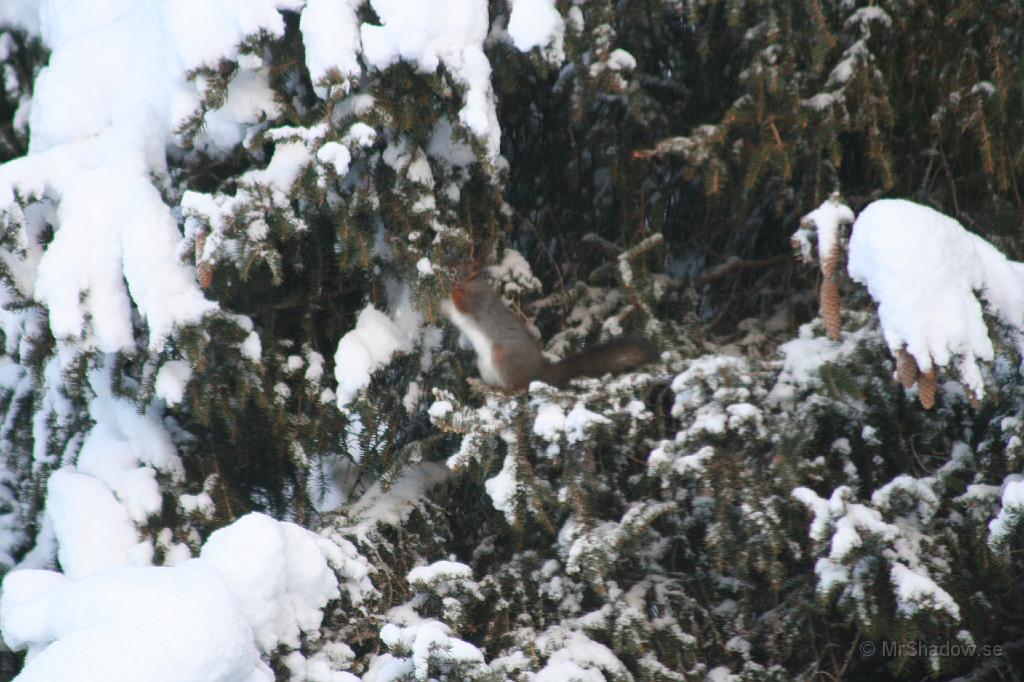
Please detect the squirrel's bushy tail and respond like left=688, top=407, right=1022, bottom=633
left=548, top=336, right=658, bottom=386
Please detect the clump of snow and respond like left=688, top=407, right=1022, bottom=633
left=334, top=305, right=413, bottom=408
left=988, top=476, right=1024, bottom=546
left=305, top=350, right=325, bottom=384
left=871, top=474, right=939, bottom=524
left=533, top=402, right=567, bottom=441
left=649, top=444, right=714, bottom=478
left=155, top=360, right=193, bottom=407
left=794, top=482, right=963, bottom=621
left=845, top=198, right=1024, bottom=399
left=344, top=122, right=377, bottom=148
left=890, top=562, right=961, bottom=620
left=316, top=141, right=353, bottom=176
left=488, top=249, right=542, bottom=296
left=445, top=431, right=482, bottom=471
left=648, top=354, right=763, bottom=479
left=300, top=0, right=363, bottom=97
left=668, top=355, right=753, bottom=417
left=247, top=138, right=313, bottom=199
left=793, top=485, right=897, bottom=564
left=44, top=469, right=151, bottom=578
left=533, top=630, right=630, bottom=682
left=340, top=463, right=451, bottom=541
left=200, top=513, right=341, bottom=651
left=606, top=49, right=637, bottom=72
left=769, top=322, right=871, bottom=403
left=845, top=6, right=893, bottom=28
left=406, top=152, right=434, bottom=186
left=378, top=621, right=486, bottom=680
left=407, top=560, right=473, bottom=587
left=564, top=402, right=611, bottom=444
left=179, top=490, right=215, bottom=517
left=707, top=667, right=739, bottom=682
left=416, top=257, right=435, bottom=276
left=305, top=0, right=573, bottom=160
left=242, top=330, right=263, bottom=362
left=74, top=369, right=184, bottom=524
left=181, top=125, right=322, bottom=276
left=725, top=402, right=764, bottom=433
left=285, top=647, right=360, bottom=682
left=428, top=400, right=454, bottom=420
left=828, top=498, right=897, bottom=561
left=507, top=0, right=565, bottom=62
left=792, top=487, right=833, bottom=543
left=197, top=65, right=285, bottom=151
left=486, top=453, right=518, bottom=520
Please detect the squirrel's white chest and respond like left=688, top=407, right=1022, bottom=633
left=442, top=300, right=503, bottom=386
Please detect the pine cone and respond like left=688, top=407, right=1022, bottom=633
left=819, top=238, right=843, bottom=341
left=820, top=278, right=841, bottom=341
left=896, top=348, right=919, bottom=389
left=195, top=230, right=207, bottom=262
left=918, top=366, right=938, bottom=409
left=198, top=261, right=214, bottom=289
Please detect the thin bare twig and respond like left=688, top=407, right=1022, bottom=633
left=695, top=254, right=792, bottom=285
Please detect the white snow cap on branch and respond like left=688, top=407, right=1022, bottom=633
left=988, top=476, right=1024, bottom=546
left=360, top=0, right=500, bottom=158
left=802, top=196, right=1024, bottom=399
left=300, top=0, right=567, bottom=159
left=334, top=304, right=414, bottom=409
left=0, top=0, right=319, bottom=352
left=797, top=193, right=855, bottom=266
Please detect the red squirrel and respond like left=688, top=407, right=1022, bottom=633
left=442, top=265, right=658, bottom=391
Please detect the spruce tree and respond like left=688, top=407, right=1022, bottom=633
left=1, top=1, right=1024, bottom=681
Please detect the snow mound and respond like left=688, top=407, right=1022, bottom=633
left=200, top=513, right=341, bottom=651
left=44, top=469, right=151, bottom=579
left=1, top=512, right=341, bottom=682
left=2, top=562, right=268, bottom=682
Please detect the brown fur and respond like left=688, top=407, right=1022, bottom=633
left=546, top=336, right=659, bottom=387
left=446, top=274, right=658, bottom=391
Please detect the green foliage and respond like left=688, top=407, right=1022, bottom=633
left=0, top=28, right=42, bottom=162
